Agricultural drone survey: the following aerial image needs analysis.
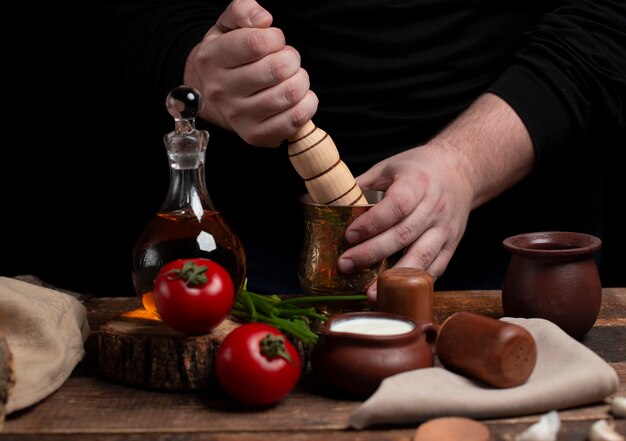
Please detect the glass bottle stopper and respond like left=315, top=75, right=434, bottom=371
left=166, top=85, right=203, bottom=134
left=164, top=86, right=208, bottom=168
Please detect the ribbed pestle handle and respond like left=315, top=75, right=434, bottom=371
left=287, top=120, right=368, bottom=206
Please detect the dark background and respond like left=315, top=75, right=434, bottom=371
left=1, top=5, right=623, bottom=296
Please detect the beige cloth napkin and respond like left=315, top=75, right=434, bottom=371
left=0, top=277, right=89, bottom=414
left=350, top=317, right=619, bottom=429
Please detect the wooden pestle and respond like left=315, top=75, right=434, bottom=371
left=288, top=120, right=368, bottom=206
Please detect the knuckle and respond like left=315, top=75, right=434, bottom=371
left=226, top=0, right=259, bottom=21
left=204, top=81, right=225, bottom=101
left=228, top=0, right=251, bottom=19
left=389, top=188, right=414, bottom=219
left=268, top=56, right=292, bottom=83
left=244, top=31, right=270, bottom=58
left=392, top=223, right=415, bottom=246
left=364, top=247, right=380, bottom=267
left=193, top=45, right=213, bottom=67
left=290, top=106, right=312, bottom=128
left=282, top=81, right=304, bottom=105
left=412, top=248, right=434, bottom=270
left=222, top=103, right=242, bottom=122
left=433, top=196, right=447, bottom=214
left=308, top=91, right=320, bottom=112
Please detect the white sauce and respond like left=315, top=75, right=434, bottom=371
left=330, top=317, right=414, bottom=336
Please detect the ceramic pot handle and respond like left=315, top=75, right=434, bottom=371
left=414, top=321, right=439, bottom=354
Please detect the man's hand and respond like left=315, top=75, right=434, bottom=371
left=338, top=93, right=535, bottom=299
left=183, top=0, right=318, bottom=147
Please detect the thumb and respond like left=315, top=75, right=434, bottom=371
left=355, top=166, right=389, bottom=192
left=209, top=0, right=272, bottom=36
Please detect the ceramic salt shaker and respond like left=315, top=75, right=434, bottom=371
left=376, top=267, right=434, bottom=323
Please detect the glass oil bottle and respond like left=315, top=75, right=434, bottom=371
left=132, top=86, right=246, bottom=313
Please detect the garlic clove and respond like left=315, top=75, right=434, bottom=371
left=515, top=410, right=561, bottom=441
left=611, top=396, right=626, bottom=418
left=589, top=419, right=624, bottom=441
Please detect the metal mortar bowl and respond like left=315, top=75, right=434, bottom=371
left=298, top=190, right=388, bottom=302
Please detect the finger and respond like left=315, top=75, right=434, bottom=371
left=238, top=68, right=310, bottom=118
left=209, top=0, right=272, bottom=35
left=366, top=228, right=447, bottom=301
left=355, top=162, right=390, bottom=190
left=393, top=228, right=446, bottom=272
left=339, top=193, right=439, bottom=274
left=397, top=230, right=458, bottom=283
left=424, top=247, right=455, bottom=283
left=345, top=183, right=423, bottom=244
left=367, top=279, right=379, bottom=302
left=236, top=90, right=319, bottom=146
left=367, top=282, right=378, bottom=302
left=214, top=27, right=286, bottom=68
left=225, top=45, right=302, bottom=97
left=338, top=217, right=426, bottom=276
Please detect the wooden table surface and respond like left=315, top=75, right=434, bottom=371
left=3, top=289, right=625, bottom=440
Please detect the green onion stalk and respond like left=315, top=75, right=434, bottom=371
left=230, top=281, right=369, bottom=344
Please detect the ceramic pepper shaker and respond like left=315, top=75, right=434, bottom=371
left=436, top=312, right=537, bottom=388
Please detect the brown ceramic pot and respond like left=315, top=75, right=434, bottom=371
left=502, top=231, right=602, bottom=340
left=311, top=311, right=437, bottom=399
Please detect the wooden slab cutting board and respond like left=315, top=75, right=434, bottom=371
left=98, top=308, right=310, bottom=391
left=98, top=308, right=240, bottom=391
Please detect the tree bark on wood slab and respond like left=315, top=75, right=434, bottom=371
left=98, top=312, right=239, bottom=391
left=0, top=330, right=15, bottom=430
left=99, top=313, right=312, bottom=392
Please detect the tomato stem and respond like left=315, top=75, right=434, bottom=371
left=260, top=333, right=294, bottom=364
left=163, top=261, right=208, bottom=286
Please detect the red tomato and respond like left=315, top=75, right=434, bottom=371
left=216, top=323, right=302, bottom=406
left=153, top=258, right=234, bottom=334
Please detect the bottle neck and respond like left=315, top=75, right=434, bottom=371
left=160, top=153, right=215, bottom=219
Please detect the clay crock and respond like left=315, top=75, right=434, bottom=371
left=502, top=231, right=602, bottom=340
left=310, top=311, right=437, bottom=399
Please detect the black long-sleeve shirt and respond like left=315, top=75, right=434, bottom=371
left=102, top=0, right=626, bottom=293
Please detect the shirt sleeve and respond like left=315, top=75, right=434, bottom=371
left=487, top=0, right=626, bottom=167
left=101, top=1, right=226, bottom=119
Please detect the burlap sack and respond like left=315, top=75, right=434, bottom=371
left=0, top=277, right=89, bottom=415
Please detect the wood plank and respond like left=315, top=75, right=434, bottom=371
left=433, top=290, right=503, bottom=324
left=5, top=364, right=624, bottom=437
left=433, top=288, right=625, bottom=324
left=595, top=287, right=626, bottom=325
left=4, top=421, right=625, bottom=441
left=2, top=376, right=357, bottom=434
left=583, top=325, right=626, bottom=362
